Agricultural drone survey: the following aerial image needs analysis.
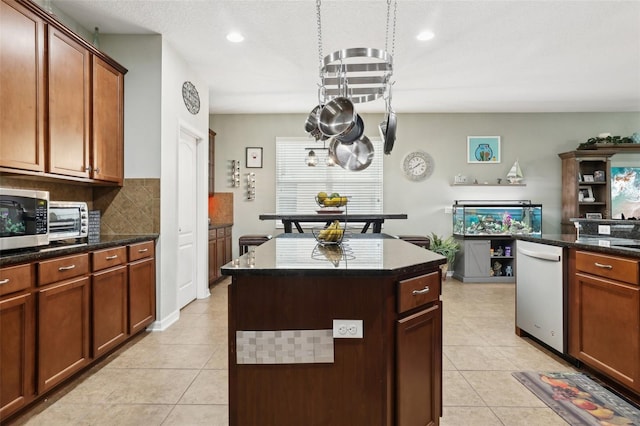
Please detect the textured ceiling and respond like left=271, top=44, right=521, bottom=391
left=51, top=0, right=640, bottom=114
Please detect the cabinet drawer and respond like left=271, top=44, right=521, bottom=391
left=128, top=240, right=154, bottom=262
left=92, top=246, right=127, bottom=272
left=0, top=263, right=34, bottom=297
left=225, top=227, right=232, bottom=236
left=209, top=229, right=217, bottom=240
left=217, top=228, right=225, bottom=238
left=38, top=253, right=89, bottom=286
left=576, top=251, right=639, bottom=285
left=398, top=271, right=440, bottom=313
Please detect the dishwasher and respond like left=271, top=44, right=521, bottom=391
left=516, top=240, right=566, bottom=353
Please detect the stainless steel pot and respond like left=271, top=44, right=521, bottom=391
left=382, top=109, right=396, bottom=155
left=304, top=105, right=328, bottom=141
left=336, top=114, right=364, bottom=144
left=329, top=135, right=374, bottom=171
left=318, top=97, right=357, bottom=137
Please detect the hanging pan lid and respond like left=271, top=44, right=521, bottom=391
left=329, top=135, right=374, bottom=171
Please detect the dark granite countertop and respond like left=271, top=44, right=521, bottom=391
left=514, top=234, right=640, bottom=258
left=0, top=234, right=159, bottom=267
left=221, top=233, right=446, bottom=277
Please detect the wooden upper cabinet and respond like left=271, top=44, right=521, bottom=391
left=47, top=26, right=91, bottom=179
left=92, top=56, right=124, bottom=184
left=0, top=0, right=45, bottom=172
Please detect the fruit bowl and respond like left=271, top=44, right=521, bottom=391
left=315, top=192, right=349, bottom=208
left=311, top=220, right=346, bottom=245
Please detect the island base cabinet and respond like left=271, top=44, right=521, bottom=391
left=0, top=293, right=35, bottom=419
left=37, top=276, right=90, bottom=393
left=569, top=272, right=640, bottom=392
left=396, top=302, right=442, bottom=426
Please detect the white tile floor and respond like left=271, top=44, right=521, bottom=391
left=11, top=277, right=579, bottom=425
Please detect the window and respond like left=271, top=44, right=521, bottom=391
left=275, top=137, right=384, bottom=227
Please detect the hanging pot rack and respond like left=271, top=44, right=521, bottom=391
left=305, top=0, right=398, bottom=167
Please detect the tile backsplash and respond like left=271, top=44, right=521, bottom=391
left=1, top=176, right=160, bottom=235
left=94, top=179, right=160, bottom=234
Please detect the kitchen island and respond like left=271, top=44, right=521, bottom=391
left=221, top=233, right=446, bottom=426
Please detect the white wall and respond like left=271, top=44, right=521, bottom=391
left=100, top=35, right=162, bottom=178
left=211, top=112, right=640, bottom=258
left=101, top=36, right=210, bottom=328
left=158, top=40, right=210, bottom=328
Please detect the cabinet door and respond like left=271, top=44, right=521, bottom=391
left=48, top=26, right=90, bottom=178
left=396, top=302, right=442, bottom=426
left=92, top=56, right=124, bottom=184
left=128, top=257, right=156, bottom=334
left=570, top=272, right=640, bottom=392
left=92, top=265, right=128, bottom=358
left=0, top=292, right=35, bottom=420
left=208, top=237, right=218, bottom=283
left=38, top=276, right=90, bottom=393
left=215, top=237, right=225, bottom=281
left=463, top=239, right=490, bottom=277
left=0, top=0, right=45, bottom=172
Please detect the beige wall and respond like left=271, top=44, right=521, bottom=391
left=211, top=112, right=640, bottom=257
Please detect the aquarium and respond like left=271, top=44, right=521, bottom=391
left=453, top=200, right=542, bottom=236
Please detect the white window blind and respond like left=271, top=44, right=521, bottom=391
left=275, top=137, right=384, bottom=226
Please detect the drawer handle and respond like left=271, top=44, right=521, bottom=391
left=594, top=262, right=613, bottom=269
left=105, top=255, right=119, bottom=260
left=412, top=286, right=430, bottom=295
left=137, top=248, right=149, bottom=253
left=58, top=264, right=76, bottom=271
left=0, top=278, right=9, bottom=285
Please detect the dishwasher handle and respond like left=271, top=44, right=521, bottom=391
left=517, top=247, right=561, bottom=262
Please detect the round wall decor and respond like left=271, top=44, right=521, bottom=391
left=182, top=81, right=200, bottom=115
left=402, top=151, right=434, bottom=181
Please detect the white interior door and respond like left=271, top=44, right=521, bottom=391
left=177, top=130, right=198, bottom=308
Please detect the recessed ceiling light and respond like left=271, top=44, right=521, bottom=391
left=416, top=31, right=435, bottom=41
left=226, top=32, right=244, bottom=43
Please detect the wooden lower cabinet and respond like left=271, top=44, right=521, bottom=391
left=0, top=292, right=35, bottom=419
left=37, top=275, right=90, bottom=393
left=92, top=265, right=128, bottom=358
left=569, top=250, right=640, bottom=394
left=396, top=302, right=442, bottom=426
left=128, top=256, right=156, bottom=334
left=209, top=226, right=232, bottom=283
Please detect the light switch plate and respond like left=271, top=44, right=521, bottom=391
left=598, top=225, right=611, bottom=235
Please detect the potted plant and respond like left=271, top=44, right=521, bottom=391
left=428, top=233, right=460, bottom=280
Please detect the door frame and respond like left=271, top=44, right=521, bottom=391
left=177, top=120, right=210, bottom=302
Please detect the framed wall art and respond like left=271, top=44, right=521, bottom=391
left=467, top=136, right=501, bottom=163
left=246, top=147, right=263, bottom=168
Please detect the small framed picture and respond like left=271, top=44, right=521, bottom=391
left=579, top=185, right=594, bottom=202
left=585, top=213, right=603, bottom=219
left=583, top=174, right=594, bottom=182
left=246, top=147, right=263, bottom=168
left=593, top=170, right=605, bottom=182
left=467, top=136, right=501, bottom=163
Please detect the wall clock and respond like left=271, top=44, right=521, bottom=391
left=402, top=151, right=434, bottom=181
left=182, top=81, right=200, bottom=115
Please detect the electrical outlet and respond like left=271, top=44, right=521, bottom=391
left=598, top=225, right=611, bottom=235
left=333, top=319, right=363, bottom=339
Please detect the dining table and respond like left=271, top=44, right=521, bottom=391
left=258, top=213, right=408, bottom=233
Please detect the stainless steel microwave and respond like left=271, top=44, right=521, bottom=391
left=0, top=188, right=49, bottom=251
left=49, top=201, right=89, bottom=242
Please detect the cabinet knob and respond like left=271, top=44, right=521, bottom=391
left=0, top=278, right=9, bottom=285
left=594, top=262, right=613, bottom=269
left=95, top=167, right=100, bottom=173
left=84, top=166, right=92, bottom=172
left=105, top=255, right=118, bottom=260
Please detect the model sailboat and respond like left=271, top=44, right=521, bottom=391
left=506, top=160, right=524, bottom=184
